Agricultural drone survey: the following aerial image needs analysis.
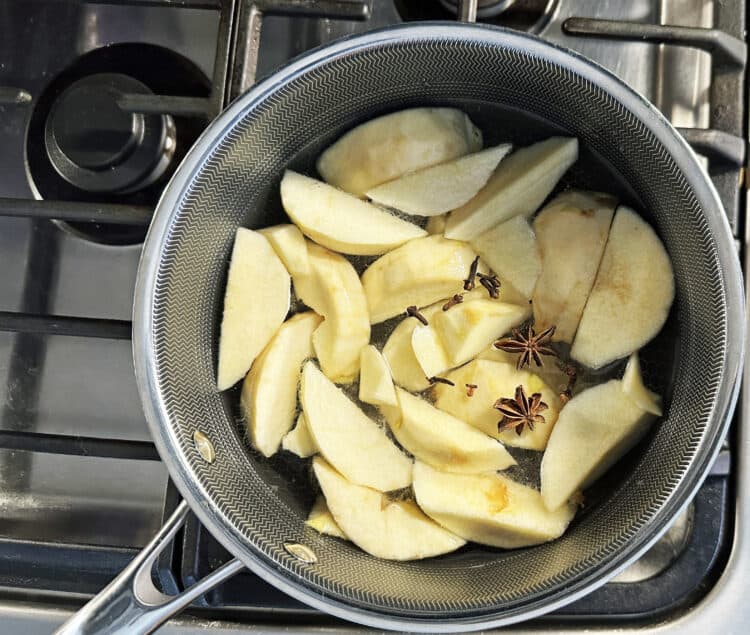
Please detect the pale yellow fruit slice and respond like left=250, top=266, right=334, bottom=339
left=383, top=388, right=515, bottom=474
left=445, top=137, right=578, bottom=241
left=293, top=242, right=370, bottom=383
left=411, top=323, right=452, bottom=378
left=217, top=228, right=291, bottom=390
left=300, top=362, right=412, bottom=491
left=433, top=299, right=530, bottom=368
left=571, top=206, right=675, bottom=369
left=413, top=462, right=576, bottom=549
left=383, top=310, right=436, bottom=393
left=259, top=223, right=310, bottom=276
left=241, top=311, right=321, bottom=457
left=540, top=378, right=658, bottom=511
left=383, top=289, right=503, bottom=392
left=305, top=495, right=346, bottom=539
left=470, top=215, right=541, bottom=300
left=532, top=190, right=616, bottom=343
left=280, top=170, right=425, bottom=256
left=358, top=345, right=397, bottom=407
left=411, top=299, right=530, bottom=378
left=313, top=457, right=465, bottom=560
left=477, top=346, right=517, bottom=366
left=433, top=359, right=561, bottom=450
left=317, top=107, right=482, bottom=196
left=361, top=235, right=480, bottom=324
left=366, top=144, right=512, bottom=216
left=281, top=412, right=317, bottom=458
left=478, top=346, right=579, bottom=398
left=621, top=353, right=663, bottom=416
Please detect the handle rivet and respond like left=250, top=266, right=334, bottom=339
left=193, top=430, right=216, bottom=464
left=284, top=542, right=317, bottom=564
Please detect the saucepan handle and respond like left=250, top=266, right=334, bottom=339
left=55, top=500, right=245, bottom=635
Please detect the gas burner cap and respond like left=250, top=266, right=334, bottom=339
left=25, top=43, right=210, bottom=246
left=44, top=73, right=175, bottom=194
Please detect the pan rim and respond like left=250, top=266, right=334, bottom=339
left=133, top=22, right=745, bottom=631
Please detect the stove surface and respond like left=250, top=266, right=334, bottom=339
left=0, top=0, right=745, bottom=632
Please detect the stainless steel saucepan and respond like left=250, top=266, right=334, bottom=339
left=56, top=20, right=744, bottom=635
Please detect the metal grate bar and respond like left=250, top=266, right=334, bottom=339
left=563, top=18, right=747, bottom=69
left=0, top=429, right=159, bottom=460
left=213, top=0, right=237, bottom=113
left=0, top=198, right=151, bottom=225
left=1, top=222, right=60, bottom=493
left=227, top=0, right=370, bottom=101
left=677, top=128, right=746, bottom=167
left=117, top=94, right=212, bottom=117
left=258, top=0, right=370, bottom=19
left=69, top=0, right=220, bottom=8
left=0, top=312, right=132, bottom=340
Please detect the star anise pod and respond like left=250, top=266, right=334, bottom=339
left=494, top=324, right=557, bottom=370
left=494, top=385, right=548, bottom=436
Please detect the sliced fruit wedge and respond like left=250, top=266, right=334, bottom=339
left=433, top=299, right=531, bottom=368
left=313, top=457, right=465, bottom=560
left=300, top=362, right=412, bottom=492
left=217, top=228, right=290, bottom=390
left=571, top=206, right=675, bottom=369
left=317, top=107, right=482, bottom=196
left=478, top=345, right=581, bottom=399
left=293, top=242, right=370, bottom=383
left=358, top=345, right=397, bottom=407
left=381, top=297, right=450, bottom=393
left=470, top=215, right=541, bottom=300
left=540, top=368, right=659, bottom=511
left=361, top=235, right=481, bottom=324
left=411, top=299, right=529, bottom=378
left=433, top=359, right=561, bottom=451
left=413, top=461, right=576, bottom=549
left=532, top=190, right=616, bottom=343
left=281, top=412, right=317, bottom=458
left=444, top=137, right=578, bottom=241
left=411, top=323, right=452, bottom=379
left=305, top=494, right=347, bottom=539
left=259, top=223, right=310, bottom=276
left=383, top=289, right=505, bottom=391
left=383, top=311, right=436, bottom=393
left=383, top=388, right=516, bottom=474
left=366, top=144, right=512, bottom=216
left=621, top=352, right=663, bottom=416
left=280, top=170, right=426, bottom=256
left=241, top=311, right=321, bottom=457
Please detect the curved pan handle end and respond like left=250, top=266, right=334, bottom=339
left=55, top=500, right=245, bottom=635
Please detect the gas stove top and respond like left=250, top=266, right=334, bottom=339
left=0, top=1, right=746, bottom=633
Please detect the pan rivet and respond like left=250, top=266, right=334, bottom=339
left=283, top=542, right=317, bottom=564
left=193, top=430, right=216, bottom=464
